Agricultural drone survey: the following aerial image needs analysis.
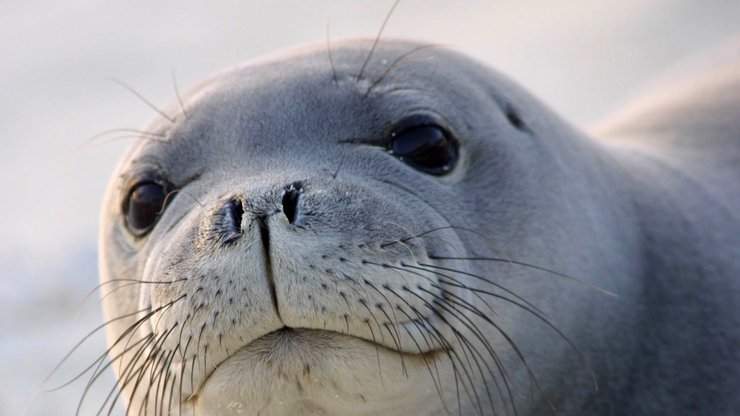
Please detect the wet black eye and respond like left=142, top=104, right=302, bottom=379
left=124, top=182, right=168, bottom=235
left=389, top=125, right=458, bottom=175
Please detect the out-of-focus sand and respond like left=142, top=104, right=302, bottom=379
left=2, top=1, right=739, bottom=414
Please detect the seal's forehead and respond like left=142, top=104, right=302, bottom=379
left=186, top=39, right=485, bottom=110
left=180, top=41, right=492, bottom=132
left=235, top=40, right=465, bottom=78
left=125, top=39, right=519, bottom=177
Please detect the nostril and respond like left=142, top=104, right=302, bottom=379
left=282, top=183, right=301, bottom=224
left=228, top=199, right=244, bottom=228
left=218, top=199, right=244, bottom=243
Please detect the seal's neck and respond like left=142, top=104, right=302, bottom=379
left=571, top=137, right=739, bottom=414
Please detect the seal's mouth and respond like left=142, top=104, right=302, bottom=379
left=186, top=326, right=445, bottom=402
left=231, top=325, right=443, bottom=357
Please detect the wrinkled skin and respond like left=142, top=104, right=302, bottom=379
left=98, top=39, right=740, bottom=415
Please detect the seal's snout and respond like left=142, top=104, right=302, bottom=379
left=212, top=177, right=304, bottom=244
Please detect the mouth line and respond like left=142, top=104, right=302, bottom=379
left=185, top=325, right=445, bottom=402
left=264, top=325, right=443, bottom=355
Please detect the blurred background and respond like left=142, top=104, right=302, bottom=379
left=2, top=0, right=739, bottom=414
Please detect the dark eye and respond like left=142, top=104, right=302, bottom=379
left=389, top=125, right=458, bottom=175
left=124, top=182, right=168, bottom=235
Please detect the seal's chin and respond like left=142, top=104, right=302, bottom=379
left=189, top=328, right=446, bottom=416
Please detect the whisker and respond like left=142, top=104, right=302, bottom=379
left=159, top=187, right=205, bottom=214
left=411, top=263, right=544, bottom=316
left=366, top=44, right=448, bottom=96
left=86, top=128, right=166, bottom=142
left=43, top=306, right=154, bottom=392
left=178, top=336, right=193, bottom=415
left=404, top=290, right=487, bottom=416
left=79, top=328, right=159, bottom=416
left=379, top=275, right=483, bottom=415
left=72, top=296, right=183, bottom=415
left=356, top=0, right=401, bottom=81
left=165, top=348, right=180, bottom=416
left=77, top=279, right=185, bottom=315
left=358, top=276, right=408, bottom=374
left=429, top=293, right=519, bottom=416
left=137, top=325, right=179, bottom=416
left=171, top=68, right=189, bottom=119
left=355, top=295, right=387, bottom=386
left=96, top=334, right=157, bottom=415
left=65, top=130, right=166, bottom=162
left=386, top=290, right=455, bottom=415
left=157, top=346, right=180, bottom=416
left=104, top=333, right=159, bottom=416
left=429, top=255, right=617, bottom=297
left=391, top=263, right=543, bottom=415
left=396, top=307, right=452, bottom=414
left=108, top=78, right=175, bottom=124
left=412, top=263, right=599, bottom=392
left=426, top=291, right=511, bottom=415
left=136, top=349, right=165, bottom=416
left=385, top=225, right=513, bottom=261
left=404, top=300, right=475, bottom=416
left=367, top=259, right=555, bottom=413
left=326, top=19, right=338, bottom=84
left=81, top=297, right=182, bottom=415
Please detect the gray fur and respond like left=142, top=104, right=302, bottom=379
left=98, top=39, right=740, bottom=415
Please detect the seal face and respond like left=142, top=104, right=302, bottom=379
left=97, top=39, right=740, bottom=415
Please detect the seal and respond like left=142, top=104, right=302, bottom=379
left=95, top=39, right=740, bottom=415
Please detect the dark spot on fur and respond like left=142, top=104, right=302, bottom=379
left=505, top=105, right=528, bottom=132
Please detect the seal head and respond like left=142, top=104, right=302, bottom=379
left=98, top=39, right=740, bottom=415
